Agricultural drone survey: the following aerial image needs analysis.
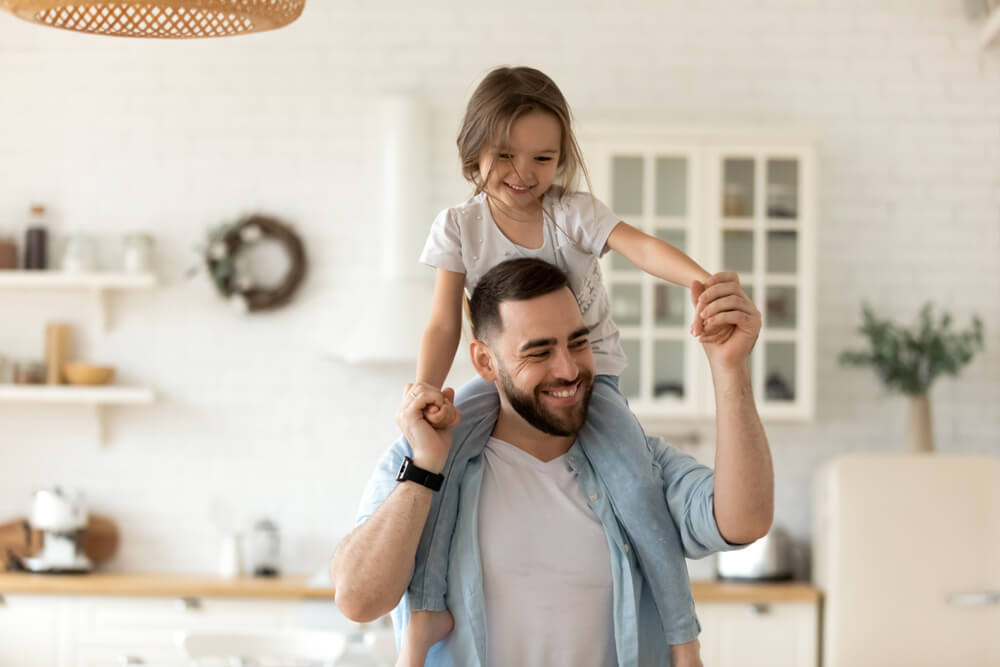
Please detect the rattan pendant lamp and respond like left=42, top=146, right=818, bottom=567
left=0, top=0, right=306, bottom=38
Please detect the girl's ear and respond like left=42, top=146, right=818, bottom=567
left=469, top=340, right=497, bottom=381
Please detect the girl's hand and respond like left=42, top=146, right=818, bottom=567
left=396, top=383, right=461, bottom=472
left=692, top=273, right=761, bottom=370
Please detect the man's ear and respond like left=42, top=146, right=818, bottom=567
left=469, top=340, right=497, bottom=382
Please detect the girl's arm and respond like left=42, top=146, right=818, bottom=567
left=606, top=221, right=710, bottom=287
left=607, top=221, right=729, bottom=340
left=416, top=268, right=466, bottom=389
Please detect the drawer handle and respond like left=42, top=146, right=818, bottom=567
left=119, top=657, right=145, bottom=666
left=947, top=591, right=1000, bottom=607
left=750, top=603, right=771, bottom=615
left=177, top=596, right=202, bottom=611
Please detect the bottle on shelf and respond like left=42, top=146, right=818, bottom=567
left=24, top=204, right=49, bottom=270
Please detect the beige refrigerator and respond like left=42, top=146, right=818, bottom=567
left=813, top=453, right=1000, bottom=667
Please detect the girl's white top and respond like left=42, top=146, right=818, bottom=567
left=419, top=186, right=626, bottom=376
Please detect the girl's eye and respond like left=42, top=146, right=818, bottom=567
left=498, top=153, right=513, bottom=159
left=536, top=157, right=552, bottom=162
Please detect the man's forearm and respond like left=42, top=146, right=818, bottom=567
left=711, top=365, right=774, bottom=544
left=330, top=482, right=434, bottom=621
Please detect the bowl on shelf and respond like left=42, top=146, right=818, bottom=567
left=63, top=363, right=115, bottom=386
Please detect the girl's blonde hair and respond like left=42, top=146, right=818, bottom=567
left=456, top=66, right=591, bottom=201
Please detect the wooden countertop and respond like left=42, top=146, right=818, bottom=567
left=0, top=572, right=819, bottom=603
left=0, top=572, right=335, bottom=600
left=692, top=580, right=821, bottom=603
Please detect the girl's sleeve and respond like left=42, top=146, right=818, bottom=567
left=561, top=192, right=622, bottom=258
left=418, top=208, right=466, bottom=275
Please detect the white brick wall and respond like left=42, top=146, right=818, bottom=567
left=0, top=0, right=997, bottom=577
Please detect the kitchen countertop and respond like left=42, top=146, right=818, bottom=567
left=0, top=572, right=819, bottom=603
left=0, top=572, right=335, bottom=600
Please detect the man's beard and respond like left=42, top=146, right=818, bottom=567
left=497, top=364, right=594, bottom=437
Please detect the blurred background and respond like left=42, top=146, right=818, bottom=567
left=0, top=1, right=997, bottom=665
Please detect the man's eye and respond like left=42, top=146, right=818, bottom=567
left=571, top=339, right=589, bottom=348
left=527, top=351, right=549, bottom=358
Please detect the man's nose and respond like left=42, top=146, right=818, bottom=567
left=550, top=345, right=578, bottom=380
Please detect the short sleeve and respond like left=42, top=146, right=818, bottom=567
left=418, top=208, right=466, bottom=275
left=648, top=435, right=747, bottom=558
left=556, top=192, right=622, bottom=258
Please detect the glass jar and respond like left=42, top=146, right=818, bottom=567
left=61, top=233, right=98, bottom=272
left=13, top=360, right=45, bottom=385
left=122, top=233, right=154, bottom=273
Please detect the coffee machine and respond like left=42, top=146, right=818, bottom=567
left=22, top=487, right=93, bottom=573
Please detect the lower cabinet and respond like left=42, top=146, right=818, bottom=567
left=0, top=595, right=69, bottom=667
left=0, top=594, right=336, bottom=667
left=697, top=600, right=819, bottom=667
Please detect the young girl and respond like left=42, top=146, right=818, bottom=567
left=400, top=66, right=730, bottom=667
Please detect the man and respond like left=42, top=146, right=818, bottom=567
left=331, top=258, right=773, bottom=666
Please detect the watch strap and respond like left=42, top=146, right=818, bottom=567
left=396, top=456, right=444, bottom=491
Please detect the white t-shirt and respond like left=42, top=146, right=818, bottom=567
left=418, top=187, right=626, bottom=376
left=478, top=436, right=617, bottom=667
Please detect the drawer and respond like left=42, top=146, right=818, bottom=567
left=73, top=643, right=188, bottom=667
left=75, top=596, right=302, bottom=646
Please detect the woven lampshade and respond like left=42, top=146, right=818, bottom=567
left=0, top=0, right=306, bottom=38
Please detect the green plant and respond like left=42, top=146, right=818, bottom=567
left=839, top=302, right=984, bottom=395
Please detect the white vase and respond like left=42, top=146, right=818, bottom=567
left=905, top=394, right=934, bottom=453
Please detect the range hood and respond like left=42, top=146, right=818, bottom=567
left=337, top=96, right=435, bottom=365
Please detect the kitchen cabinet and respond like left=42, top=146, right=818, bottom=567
left=0, top=594, right=337, bottom=667
left=697, top=600, right=818, bottom=667
left=581, top=126, right=817, bottom=425
left=0, top=595, right=69, bottom=667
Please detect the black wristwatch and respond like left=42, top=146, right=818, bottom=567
left=396, top=456, right=445, bottom=491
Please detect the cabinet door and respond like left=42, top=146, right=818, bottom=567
left=586, top=140, right=706, bottom=419
left=707, top=146, right=816, bottom=421
left=0, top=595, right=68, bottom=667
left=698, top=601, right=818, bottom=667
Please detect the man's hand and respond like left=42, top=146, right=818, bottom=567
left=396, top=382, right=461, bottom=473
left=691, top=272, right=761, bottom=372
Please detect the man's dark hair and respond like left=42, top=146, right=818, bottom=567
left=468, top=258, right=570, bottom=342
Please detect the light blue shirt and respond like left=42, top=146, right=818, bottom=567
left=356, top=434, right=741, bottom=667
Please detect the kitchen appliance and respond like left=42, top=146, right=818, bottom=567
left=23, top=487, right=93, bottom=573
left=716, top=525, right=793, bottom=581
left=248, top=518, right=281, bottom=577
left=813, top=454, right=1000, bottom=666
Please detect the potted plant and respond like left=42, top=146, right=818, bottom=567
left=839, top=302, right=984, bottom=453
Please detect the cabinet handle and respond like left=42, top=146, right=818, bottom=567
left=750, top=603, right=771, bottom=615
left=177, top=596, right=202, bottom=611
left=947, top=591, right=1000, bottom=606
left=119, top=657, right=145, bottom=666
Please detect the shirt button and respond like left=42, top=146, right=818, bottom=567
left=472, top=256, right=478, bottom=261
left=476, top=215, right=482, bottom=220
left=568, top=455, right=576, bottom=464
left=589, top=493, right=598, bottom=502
left=623, top=543, right=631, bottom=554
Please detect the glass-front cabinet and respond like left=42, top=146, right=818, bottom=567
left=583, top=128, right=815, bottom=422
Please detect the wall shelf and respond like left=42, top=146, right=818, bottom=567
left=0, top=385, right=155, bottom=445
left=0, top=270, right=157, bottom=331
